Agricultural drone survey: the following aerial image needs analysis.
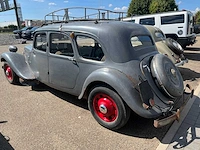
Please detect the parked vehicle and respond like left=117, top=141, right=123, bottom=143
left=1, top=8, right=193, bottom=130
left=13, top=26, right=33, bottom=38
left=21, top=26, right=40, bottom=40
left=122, top=10, right=196, bottom=48
left=144, top=25, right=188, bottom=66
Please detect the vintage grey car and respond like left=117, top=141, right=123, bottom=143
left=144, top=25, right=188, bottom=66
left=1, top=8, right=193, bottom=130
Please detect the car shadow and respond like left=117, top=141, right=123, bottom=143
left=116, top=112, right=171, bottom=141
left=31, top=84, right=88, bottom=110
left=184, top=52, right=200, bottom=61
left=185, top=47, right=200, bottom=51
left=0, top=121, right=14, bottom=150
left=179, top=67, right=200, bottom=81
left=161, top=95, right=200, bottom=148
left=31, top=84, right=171, bottom=141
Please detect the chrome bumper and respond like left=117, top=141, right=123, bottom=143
left=175, top=58, right=188, bottom=67
left=154, top=84, right=194, bottom=128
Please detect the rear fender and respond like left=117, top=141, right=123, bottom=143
left=79, top=68, right=163, bottom=118
left=1, top=52, right=35, bottom=80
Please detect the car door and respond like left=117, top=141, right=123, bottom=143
left=48, top=32, right=79, bottom=89
left=29, top=32, right=49, bottom=83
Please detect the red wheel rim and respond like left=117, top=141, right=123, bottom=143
left=4, top=65, right=13, bottom=81
left=93, top=93, right=118, bottom=122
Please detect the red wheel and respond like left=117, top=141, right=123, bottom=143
left=88, top=86, right=130, bottom=130
left=93, top=93, right=118, bottom=122
left=3, top=62, right=19, bottom=84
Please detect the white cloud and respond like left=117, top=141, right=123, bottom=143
left=99, top=6, right=105, bottom=9
left=49, top=2, right=56, bottom=6
left=195, top=7, right=200, bottom=13
left=64, top=0, right=69, bottom=3
left=114, top=6, right=128, bottom=11
left=191, top=7, right=200, bottom=14
left=109, top=4, right=112, bottom=7
left=177, top=1, right=182, bottom=5
left=122, top=6, right=128, bottom=11
left=33, top=0, right=44, bottom=2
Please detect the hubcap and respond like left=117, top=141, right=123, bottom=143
left=99, top=104, right=107, bottom=114
left=93, top=93, right=118, bottom=122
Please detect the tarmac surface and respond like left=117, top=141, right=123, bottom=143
left=0, top=36, right=199, bottom=150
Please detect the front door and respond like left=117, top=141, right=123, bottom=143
left=29, top=32, right=49, bottom=84
left=48, top=32, right=79, bottom=89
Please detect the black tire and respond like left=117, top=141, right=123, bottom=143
left=88, top=86, right=130, bottom=130
left=151, top=54, right=184, bottom=98
left=165, top=38, right=184, bottom=55
left=3, top=62, right=19, bottom=84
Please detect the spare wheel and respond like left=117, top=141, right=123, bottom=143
left=165, top=38, right=184, bottom=55
left=151, top=54, right=184, bottom=98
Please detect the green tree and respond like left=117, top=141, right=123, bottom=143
left=127, top=0, right=151, bottom=16
left=149, top=0, right=178, bottom=14
left=195, top=11, right=200, bottom=24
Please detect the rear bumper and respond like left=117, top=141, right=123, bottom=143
left=154, top=84, right=194, bottom=128
left=175, top=58, right=188, bottom=67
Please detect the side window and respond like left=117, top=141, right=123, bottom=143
left=76, top=36, right=105, bottom=61
left=161, top=14, right=184, bottom=25
left=50, top=33, right=74, bottom=57
left=139, top=17, right=155, bottom=25
left=34, top=33, right=47, bottom=52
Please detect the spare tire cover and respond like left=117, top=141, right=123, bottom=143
left=151, top=54, right=184, bottom=98
left=165, top=38, right=184, bottom=55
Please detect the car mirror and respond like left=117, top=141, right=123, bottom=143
left=9, top=45, right=18, bottom=52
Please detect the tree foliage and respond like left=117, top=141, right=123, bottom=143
left=195, top=11, right=200, bottom=24
left=149, top=0, right=178, bottom=14
left=127, top=0, right=178, bottom=16
left=127, top=0, right=151, bottom=16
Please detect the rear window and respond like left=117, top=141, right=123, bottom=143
left=161, top=14, right=184, bottom=25
left=131, top=36, right=153, bottom=48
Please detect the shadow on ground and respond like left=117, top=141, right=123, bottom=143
left=0, top=121, right=14, bottom=150
left=31, top=84, right=171, bottom=141
left=185, top=47, right=200, bottom=51
left=184, top=52, right=200, bottom=61
left=163, top=96, right=200, bottom=149
left=179, top=67, right=200, bottom=81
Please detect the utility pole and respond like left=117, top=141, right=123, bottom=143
left=13, top=0, right=20, bottom=29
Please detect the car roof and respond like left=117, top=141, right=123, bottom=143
left=37, top=21, right=149, bottom=36
left=35, top=21, right=156, bottom=63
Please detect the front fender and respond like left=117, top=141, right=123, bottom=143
left=79, top=68, right=162, bottom=118
left=1, top=52, right=35, bottom=80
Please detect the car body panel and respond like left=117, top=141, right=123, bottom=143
left=1, top=52, right=35, bottom=80
left=144, top=25, right=188, bottom=66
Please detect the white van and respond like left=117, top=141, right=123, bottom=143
left=122, top=10, right=196, bottom=48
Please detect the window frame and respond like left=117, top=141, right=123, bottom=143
left=75, top=34, right=105, bottom=61
left=33, top=32, right=47, bottom=52
left=49, top=32, right=74, bottom=57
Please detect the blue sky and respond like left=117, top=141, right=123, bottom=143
left=0, top=0, right=200, bottom=22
